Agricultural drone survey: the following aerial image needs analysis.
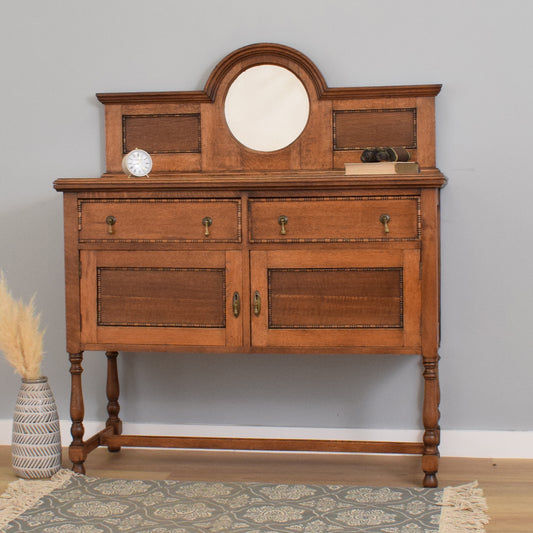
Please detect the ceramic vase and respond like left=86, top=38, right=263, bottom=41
left=11, top=376, right=61, bottom=478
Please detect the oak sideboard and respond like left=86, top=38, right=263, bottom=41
left=54, top=43, right=446, bottom=487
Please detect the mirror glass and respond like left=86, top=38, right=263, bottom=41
left=224, top=65, right=309, bottom=152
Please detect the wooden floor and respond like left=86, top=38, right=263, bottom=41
left=1, top=446, right=532, bottom=532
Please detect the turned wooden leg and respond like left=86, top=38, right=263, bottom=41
left=105, top=351, right=122, bottom=452
left=69, top=352, right=86, bottom=474
left=422, top=355, right=441, bottom=487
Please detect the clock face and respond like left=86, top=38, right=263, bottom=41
left=122, top=149, right=152, bottom=177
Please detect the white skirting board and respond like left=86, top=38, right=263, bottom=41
left=0, top=419, right=532, bottom=458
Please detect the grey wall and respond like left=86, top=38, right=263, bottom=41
left=1, top=1, right=532, bottom=435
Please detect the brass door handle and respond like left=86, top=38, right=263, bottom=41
left=379, top=214, right=390, bottom=234
left=232, top=292, right=241, bottom=318
left=202, top=217, right=213, bottom=237
left=253, top=291, right=261, bottom=316
left=278, top=215, right=288, bottom=235
left=106, top=215, right=116, bottom=235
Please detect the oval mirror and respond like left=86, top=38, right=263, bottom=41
left=224, top=65, right=310, bottom=152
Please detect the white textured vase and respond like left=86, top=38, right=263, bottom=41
left=11, top=377, right=61, bottom=479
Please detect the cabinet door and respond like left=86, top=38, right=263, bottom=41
left=250, top=250, right=421, bottom=349
left=80, top=250, right=242, bottom=349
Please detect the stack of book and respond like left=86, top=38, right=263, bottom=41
left=344, top=162, right=420, bottom=175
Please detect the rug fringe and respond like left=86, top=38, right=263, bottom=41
left=0, top=469, right=74, bottom=531
left=439, top=481, right=490, bottom=532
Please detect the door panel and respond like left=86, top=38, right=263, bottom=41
left=251, top=250, right=420, bottom=348
left=268, top=268, right=403, bottom=328
left=97, top=267, right=226, bottom=328
left=80, top=250, right=242, bottom=347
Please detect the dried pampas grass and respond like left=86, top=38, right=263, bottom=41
left=0, top=271, right=44, bottom=380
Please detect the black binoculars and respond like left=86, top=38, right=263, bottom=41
left=360, top=147, right=411, bottom=163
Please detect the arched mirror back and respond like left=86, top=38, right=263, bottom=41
left=97, top=43, right=440, bottom=175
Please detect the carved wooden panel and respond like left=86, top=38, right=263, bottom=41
left=268, top=268, right=403, bottom=329
left=97, top=267, right=225, bottom=327
left=333, top=109, right=417, bottom=151
left=122, top=114, right=201, bottom=154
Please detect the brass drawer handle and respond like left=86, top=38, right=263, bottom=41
left=379, top=214, right=390, bottom=234
left=106, top=215, right=116, bottom=235
left=202, top=216, right=213, bottom=237
left=278, top=215, right=288, bottom=235
left=253, top=291, right=261, bottom=316
left=232, top=292, right=241, bottom=318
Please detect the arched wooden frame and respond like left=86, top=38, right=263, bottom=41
left=204, top=43, right=328, bottom=102
left=97, top=43, right=440, bottom=175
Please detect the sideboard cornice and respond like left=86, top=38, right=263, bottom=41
left=54, top=171, right=446, bottom=192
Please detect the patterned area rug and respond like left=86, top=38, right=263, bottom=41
left=0, top=470, right=489, bottom=532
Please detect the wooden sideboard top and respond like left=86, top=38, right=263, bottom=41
left=54, top=170, right=446, bottom=192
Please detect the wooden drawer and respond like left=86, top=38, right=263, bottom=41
left=78, top=198, right=241, bottom=243
left=248, top=196, right=420, bottom=242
